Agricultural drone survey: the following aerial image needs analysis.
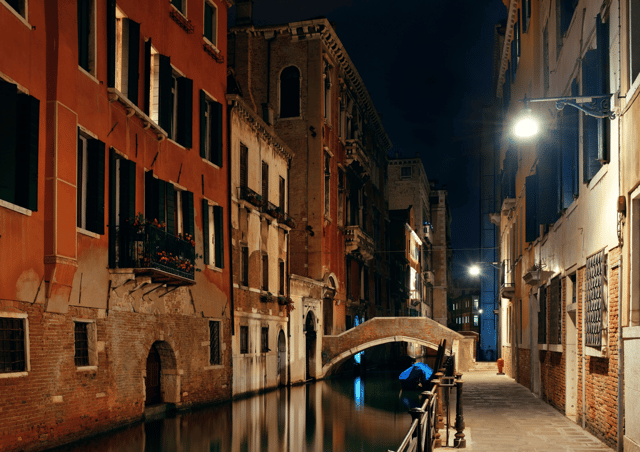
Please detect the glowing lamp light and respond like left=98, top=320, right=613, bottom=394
left=469, top=265, right=480, bottom=277
left=513, top=108, right=540, bottom=138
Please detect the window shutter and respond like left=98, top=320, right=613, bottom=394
left=214, top=205, right=224, bottom=268
left=240, top=145, right=248, bottom=188
left=87, top=139, right=105, bottom=234
left=125, top=19, right=140, bottom=106
left=166, top=184, right=175, bottom=235
left=204, top=2, right=213, bottom=41
left=199, top=90, right=207, bottom=158
left=183, top=190, right=194, bottom=237
left=143, top=39, right=151, bottom=115
left=78, top=0, right=90, bottom=70
left=549, top=276, right=561, bottom=345
left=262, top=161, right=269, bottom=201
left=0, top=80, right=18, bottom=205
left=122, top=158, right=136, bottom=223
left=582, top=49, right=602, bottom=182
left=158, top=54, right=172, bottom=133
left=108, top=148, right=117, bottom=268
left=107, top=0, right=116, bottom=88
left=536, top=136, right=561, bottom=227
left=202, top=199, right=210, bottom=265
left=16, top=93, right=40, bottom=211
left=538, top=285, right=547, bottom=344
left=157, top=179, right=166, bottom=227
left=525, top=174, right=538, bottom=243
left=213, top=100, right=223, bottom=166
left=596, top=15, right=610, bottom=164
left=177, top=77, right=193, bottom=148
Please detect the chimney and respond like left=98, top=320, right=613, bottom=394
left=236, top=0, right=253, bottom=26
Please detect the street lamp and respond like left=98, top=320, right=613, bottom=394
left=513, top=94, right=616, bottom=139
left=469, top=265, right=480, bottom=276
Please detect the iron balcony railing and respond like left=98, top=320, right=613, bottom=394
left=238, top=185, right=263, bottom=208
left=114, top=224, right=195, bottom=282
left=500, top=259, right=515, bottom=289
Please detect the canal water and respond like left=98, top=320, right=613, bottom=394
left=49, top=371, right=421, bottom=452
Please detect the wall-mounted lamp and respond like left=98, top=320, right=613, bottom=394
left=513, top=93, right=616, bottom=139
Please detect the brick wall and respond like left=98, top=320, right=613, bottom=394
left=540, top=350, right=565, bottom=412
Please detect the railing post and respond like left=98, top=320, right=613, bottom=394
left=433, top=374, right=443, bottom=448
left=409, top=408, right=425, bottom=452
left=454, top=377, right=466, bottom=448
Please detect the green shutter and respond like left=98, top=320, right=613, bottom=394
left=145, top=170, right=158, bottom=222
left=108, top=148, right=117, bottom=268
left=204, top=2, right=213, bottom=41
left=107, top=0, right=116, bottom=87
left=177, top=77, right=193, bottom=148
left=126, top=19, right=140, bottom=106
left=157, top=179, right=167, bottom=227
left=158, top=54, right=172, bottom=133
left=183, top=190, right=194, bottom=237
left=199, top=90, right=207, bottom=159
left=525, top=174, right=538, bottom=243
left=87, top=139, right=105, bottom=234
left=0, top=80, right=17, bottom=205
left=214, top=205, right=224, bottom=268
left=166, top=184, right=175, bottom=235
left=143, top=39, right=151, bottom=115
left=202, top=198, right=210, bottom=265
left=16, top=93, right=39, bottom=211
left=582, top=49, right=602, bottom=182
left=78, top=0, right=90, bottom=70
left=213, top=101, right=223, bottom=167
left=123, top=158, right=136, bottom=222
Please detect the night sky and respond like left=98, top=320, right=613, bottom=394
left=230, top=0, right=509, bottom=278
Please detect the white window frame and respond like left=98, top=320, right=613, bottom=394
left=77, top=0, right=97, bottom=77
left=630, top=184, right=640, bottom=326
left=205, top=319, right=222, bottom=369
left=202, top=93, right=215, bottom=162
left=171, top=0, right=187, bottom=17
left=0, top=312, right=30, bottom=378
left=203, top=0, right=218, bottom=49
left=149, top=47, right=161, bottom=125
left=1, top=0, right=30, bottom=28
left=114, top=7, right=132, bottom=98
left=77, top=132, right=89, bottom=231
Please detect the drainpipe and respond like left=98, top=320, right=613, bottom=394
left=618, top=253, right=624, bottom=451
left=227, top=102, right=235, bottom=336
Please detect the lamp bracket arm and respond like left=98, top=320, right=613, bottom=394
left=524, top=94, right=615, bottom=120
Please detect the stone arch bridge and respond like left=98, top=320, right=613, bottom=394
left=320, top=317, right=475, bottom=377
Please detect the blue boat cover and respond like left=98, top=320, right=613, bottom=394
left=398, top=362, right=434, bottom=387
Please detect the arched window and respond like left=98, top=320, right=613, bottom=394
left=280, top=66, right=300, bottom=118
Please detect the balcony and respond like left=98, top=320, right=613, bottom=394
left=345, top=139, right=370, bottom=178
left=238, top=186, right=263, bottom=210
left=259, top=200, right=296, bottom=229
left=345, top=225, right=375, bottom=261
left=424, top=270, right=435, bottom=285
left=423, top=223, right=434, bottom=243
left=113, top=224, right=195, bottom=285
left=499, top=259, right=515, bottom=299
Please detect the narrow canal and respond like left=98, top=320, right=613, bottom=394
left=48, top=371, right=420, bottom=452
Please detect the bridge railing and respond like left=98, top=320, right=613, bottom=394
left=389, top=356, right=466, bottom=452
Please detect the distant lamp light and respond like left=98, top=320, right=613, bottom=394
left=513, top=108, right=539, bottom=138
left=478, top=309, right=484, bottom=314
left=469, top=265, right=480, bottom=277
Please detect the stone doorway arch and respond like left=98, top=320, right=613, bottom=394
left=277, top=329, right=287, bottom=386
left=144, top=341, right=180, bottom=406
left=305, top=311, right=317, bottom=380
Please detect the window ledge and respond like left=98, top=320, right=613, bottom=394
left=107, top=88, right=168, bottom=140
left=203, top=364, right=224, bottom=371
left=623, top=326, right=640, bottom=339
left=278, top=116, right=302, bottom=122
left=0, top=1, right=31, bottom=29
left=202, top=158, right=221, bottom=169
left=0, top=371, right=28, bottom=379
left=168, top=138, right=187, bottom=151
left=587, top=164, right=609, bottom=191
left=0, top=199, right=32, bottom=216
left=586, top=346, right=608, bottom=358
left=547, top=344, right=562, bottom=353
left=207, top=264, right=223, bottom=273
left=77, top=227, right=100, bottom=239
left=76, top=366, right=98, bottom=372
left=78, top=66, right=99, bottom=84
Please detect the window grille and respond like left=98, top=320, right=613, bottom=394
left=0, top=318, right=25, bottom=373
left=549, top=276, right=562, bottom=345
left=209, top=321, right=220, bottom=365
left=585, top=250, right=605, bottom=348
left=240, top=326, right=248, bottom=354
left=74, top=322, right=90, bottom=367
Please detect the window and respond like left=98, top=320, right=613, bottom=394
left=280, top=66, right=300, bottom=118
left=375, top=274, right=381, bottom=306
left=323, top=61, right=332, bottom=120
left=113, top=8, right=140, bottom=104
left=74, top=322, right=90, bottom=366
left=78, top=0, right=96, bottom=74
left=0, top=316, right=26, bottom=373
left=522, top=0, right=531, bottom=33
left=240, top=245, right=249, bottom=286
left=145, top=173, right=194, bottom=237
left=262, top=161, right=269, bottom=203
left=202, top=200, right=224, bottom=268
left=401, top=166, right=411, bottom=178
left=262, top=253, right=269, bottom=292
left=239, top=144, right=248, bottom=188
left=209, top=320, right=220, bottom=365
left=557, top=0, right=578, bottom=56
left=474, top=315, right=479, bottom=327
left=279, top=176, right=285, bottom=212
left=203, top=0, right=217, bottom=47
left=549, top=276, right=562, bottom=345
left=240, top=325, right=248, bottom=354
left=279, top=260, right=285, bottom=295
left=149, top=52, right=192, bottom=146
left=631, top=0, right=640, bottom=85
left=511, top=17, right=520, bottom=81
left=324, top=153, right=331, bottom=216
left=538, top=285, right=547, bottom=344
left=338, top=170, right=345, bottom=226
left=77, top=130, right=105, bottom=234
left=4, top=0, right=26, bottom=18
left=171, top=0, right=185, bottom=15
left=109, top=150, right=136, bottom=268
left=200, top=91, right=222, bottom=166
left=585, top=250, right=606, bottom=348
left=0, top=79, right=39, bottom=212
left=261, top=326, right=269, bottom=353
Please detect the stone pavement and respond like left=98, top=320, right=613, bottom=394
left=443, top=370, right=613, bottom=451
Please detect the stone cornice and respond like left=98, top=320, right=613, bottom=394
left=230, top=18, right=392, bottom=152
left=226, top=94, right=294, bottom=163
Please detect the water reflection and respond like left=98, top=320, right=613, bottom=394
left=48, top=372, right=417, bottom=452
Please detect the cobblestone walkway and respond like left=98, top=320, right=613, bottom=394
left=450, top=370, right=613, bottom=451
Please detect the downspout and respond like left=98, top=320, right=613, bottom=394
left=286, top=161, right=292, bottom=386
left=227, top=102, right=235, bottom=336
left=515, top=297, right=519, bottom=383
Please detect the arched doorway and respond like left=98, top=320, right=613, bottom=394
left=277, top=329, right=287, bottom=386
left=305, top=312, right=317, bottom=380
left=145, top=344, right=162, bottom=405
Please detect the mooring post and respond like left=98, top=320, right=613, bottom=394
left=409, top=407, right=425, bottom=452
left=454, top=377, right=466, bottom=448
